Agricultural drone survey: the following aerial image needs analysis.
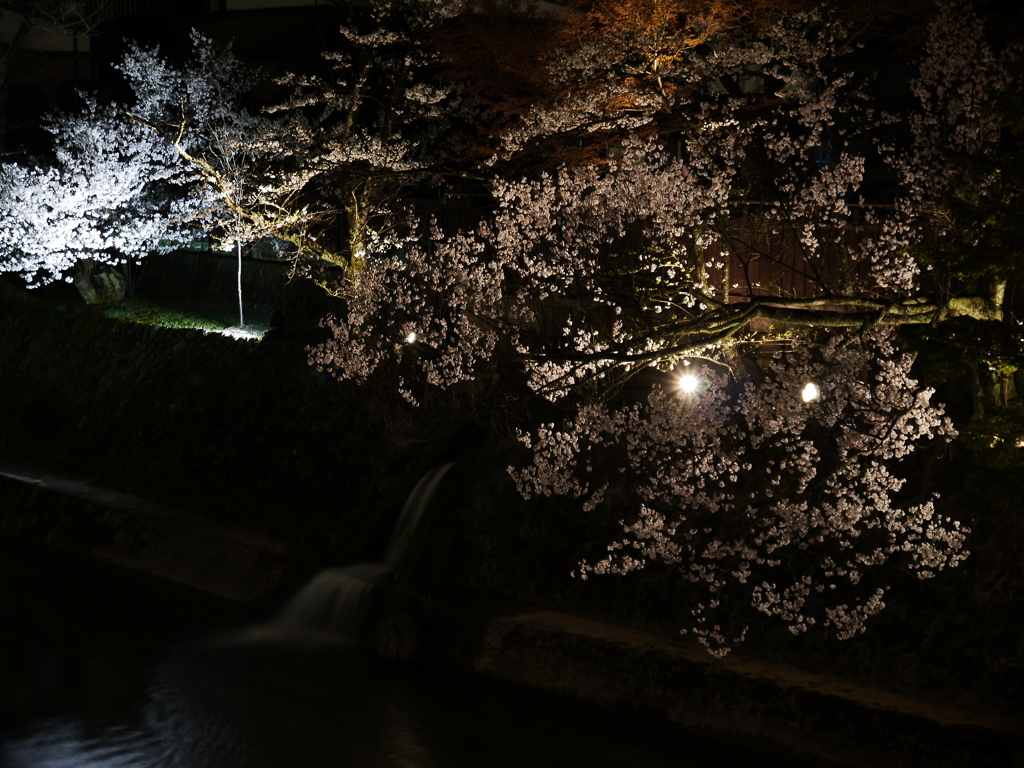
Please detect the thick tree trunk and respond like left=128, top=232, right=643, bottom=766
left=345, top=185, right=374, bottom=275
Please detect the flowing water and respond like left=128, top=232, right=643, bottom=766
left=275, top=463, right=455, bottom=640
left=0, top=465, right=780, bottom=768
left=274, top=562, right=392, bottom=639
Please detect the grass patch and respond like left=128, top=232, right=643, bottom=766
left=100, top=298, right=266, bottom=339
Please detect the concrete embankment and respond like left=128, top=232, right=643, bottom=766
left=427, top=601, right=1024, bottom=768
left=0, top=468, right=299, bottom=604
left=3, top=468, right=1021, bottom=768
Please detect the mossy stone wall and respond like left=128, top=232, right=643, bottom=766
left=0, top=279, right=433, bottom=559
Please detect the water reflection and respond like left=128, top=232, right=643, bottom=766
left=1, top=530, right=754, bottom=768
left=3, top=622, right=707, bottom=768
left=140, top=628, right=426, bottom=768
left=4, top=627, right=411, bottom=767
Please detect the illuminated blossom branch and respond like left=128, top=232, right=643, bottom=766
left=117, top=32, right=343, bottom=269
left=310, top=4, right=1001, bottom=653
left=0, top=98, right=194, bottom=286
left=512, top=333, right=965, bottom=654
left=314, top=131, right=937, bottom=404
left=317, top=9, right=932, bottom=394
left=313, top=135, right=730, bottom=401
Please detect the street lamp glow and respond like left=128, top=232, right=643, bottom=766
left=405, top=331, right=417, bottom=343
left=678, top=373, right=700, bottom=394
left=801, top=382, right=820, bottom=402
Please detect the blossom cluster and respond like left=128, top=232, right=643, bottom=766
left=1, top=0, right=996, bottom=653
left=0, top=99, right=195, bottom=285
left=513, top=334, right=965, bottom=654
left=314, top=135, right=733, bottom=400
left=309, top=7, right=991, bottom=651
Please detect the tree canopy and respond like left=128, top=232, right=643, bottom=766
left=2, top=0, right=1022, bottom=653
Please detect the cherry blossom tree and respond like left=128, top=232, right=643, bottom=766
left=117, top=31, right=310, bottom=325
left=114, top=0, right=472, bottom=279
left=312, top=2, right=1020, bottom=651
left=514, top=333, right=966, bottom=654
left=0, top=32, right=265, bottom=294
left=0, top=96, right=194, bottom=290
left=310, top=131, right=970, bottom=653
left=263, top=0, right=471, bottom=274
left=117, top=32, right=337, bottom=270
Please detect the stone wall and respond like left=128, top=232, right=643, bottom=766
left=0, top=278, right=437, bottom=558
left=133, top=250, right=338, bottom=324
left=0, top=471, right=297, bottom=603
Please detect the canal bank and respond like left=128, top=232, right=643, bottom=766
left=2, top=468, right=1021, bottom=768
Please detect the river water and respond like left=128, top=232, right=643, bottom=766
left=0, top=534, right=781, bottom=768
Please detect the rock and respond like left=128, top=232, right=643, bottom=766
left=262, top=305, right=290, bottom=340
left=73, top=259, right=126, bottom=304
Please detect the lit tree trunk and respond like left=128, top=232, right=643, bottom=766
left=345, top=185, right=373, bottom=274
left=236, top=215, right=244, bottom=327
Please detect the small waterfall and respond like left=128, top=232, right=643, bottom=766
left=276, top=562, right=393, bottom=638
left=384, top=462, right=454, bottom=567
left=275, top=462, right=455, bottom=640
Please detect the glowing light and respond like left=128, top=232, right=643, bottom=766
left=801, top=382, right=820, bottom=402
left=678, top=373, right=700, bottom=394
left=405, top=331, right=417, bottom=343
left=210, top=325, right=264, bottom=341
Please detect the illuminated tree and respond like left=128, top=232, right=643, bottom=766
left=313, top=2, right=1020, bottom=651
left=0, top=97, right=193, bottom=290
left=513, top=333, right=966, bottom=654
left=0, top=32, right=270, bottom=293
left=108, top=0, right=472, bottom=284
left=117, top=32, right=339, bottom=270
left=263, top=0, right=470, bottom=274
